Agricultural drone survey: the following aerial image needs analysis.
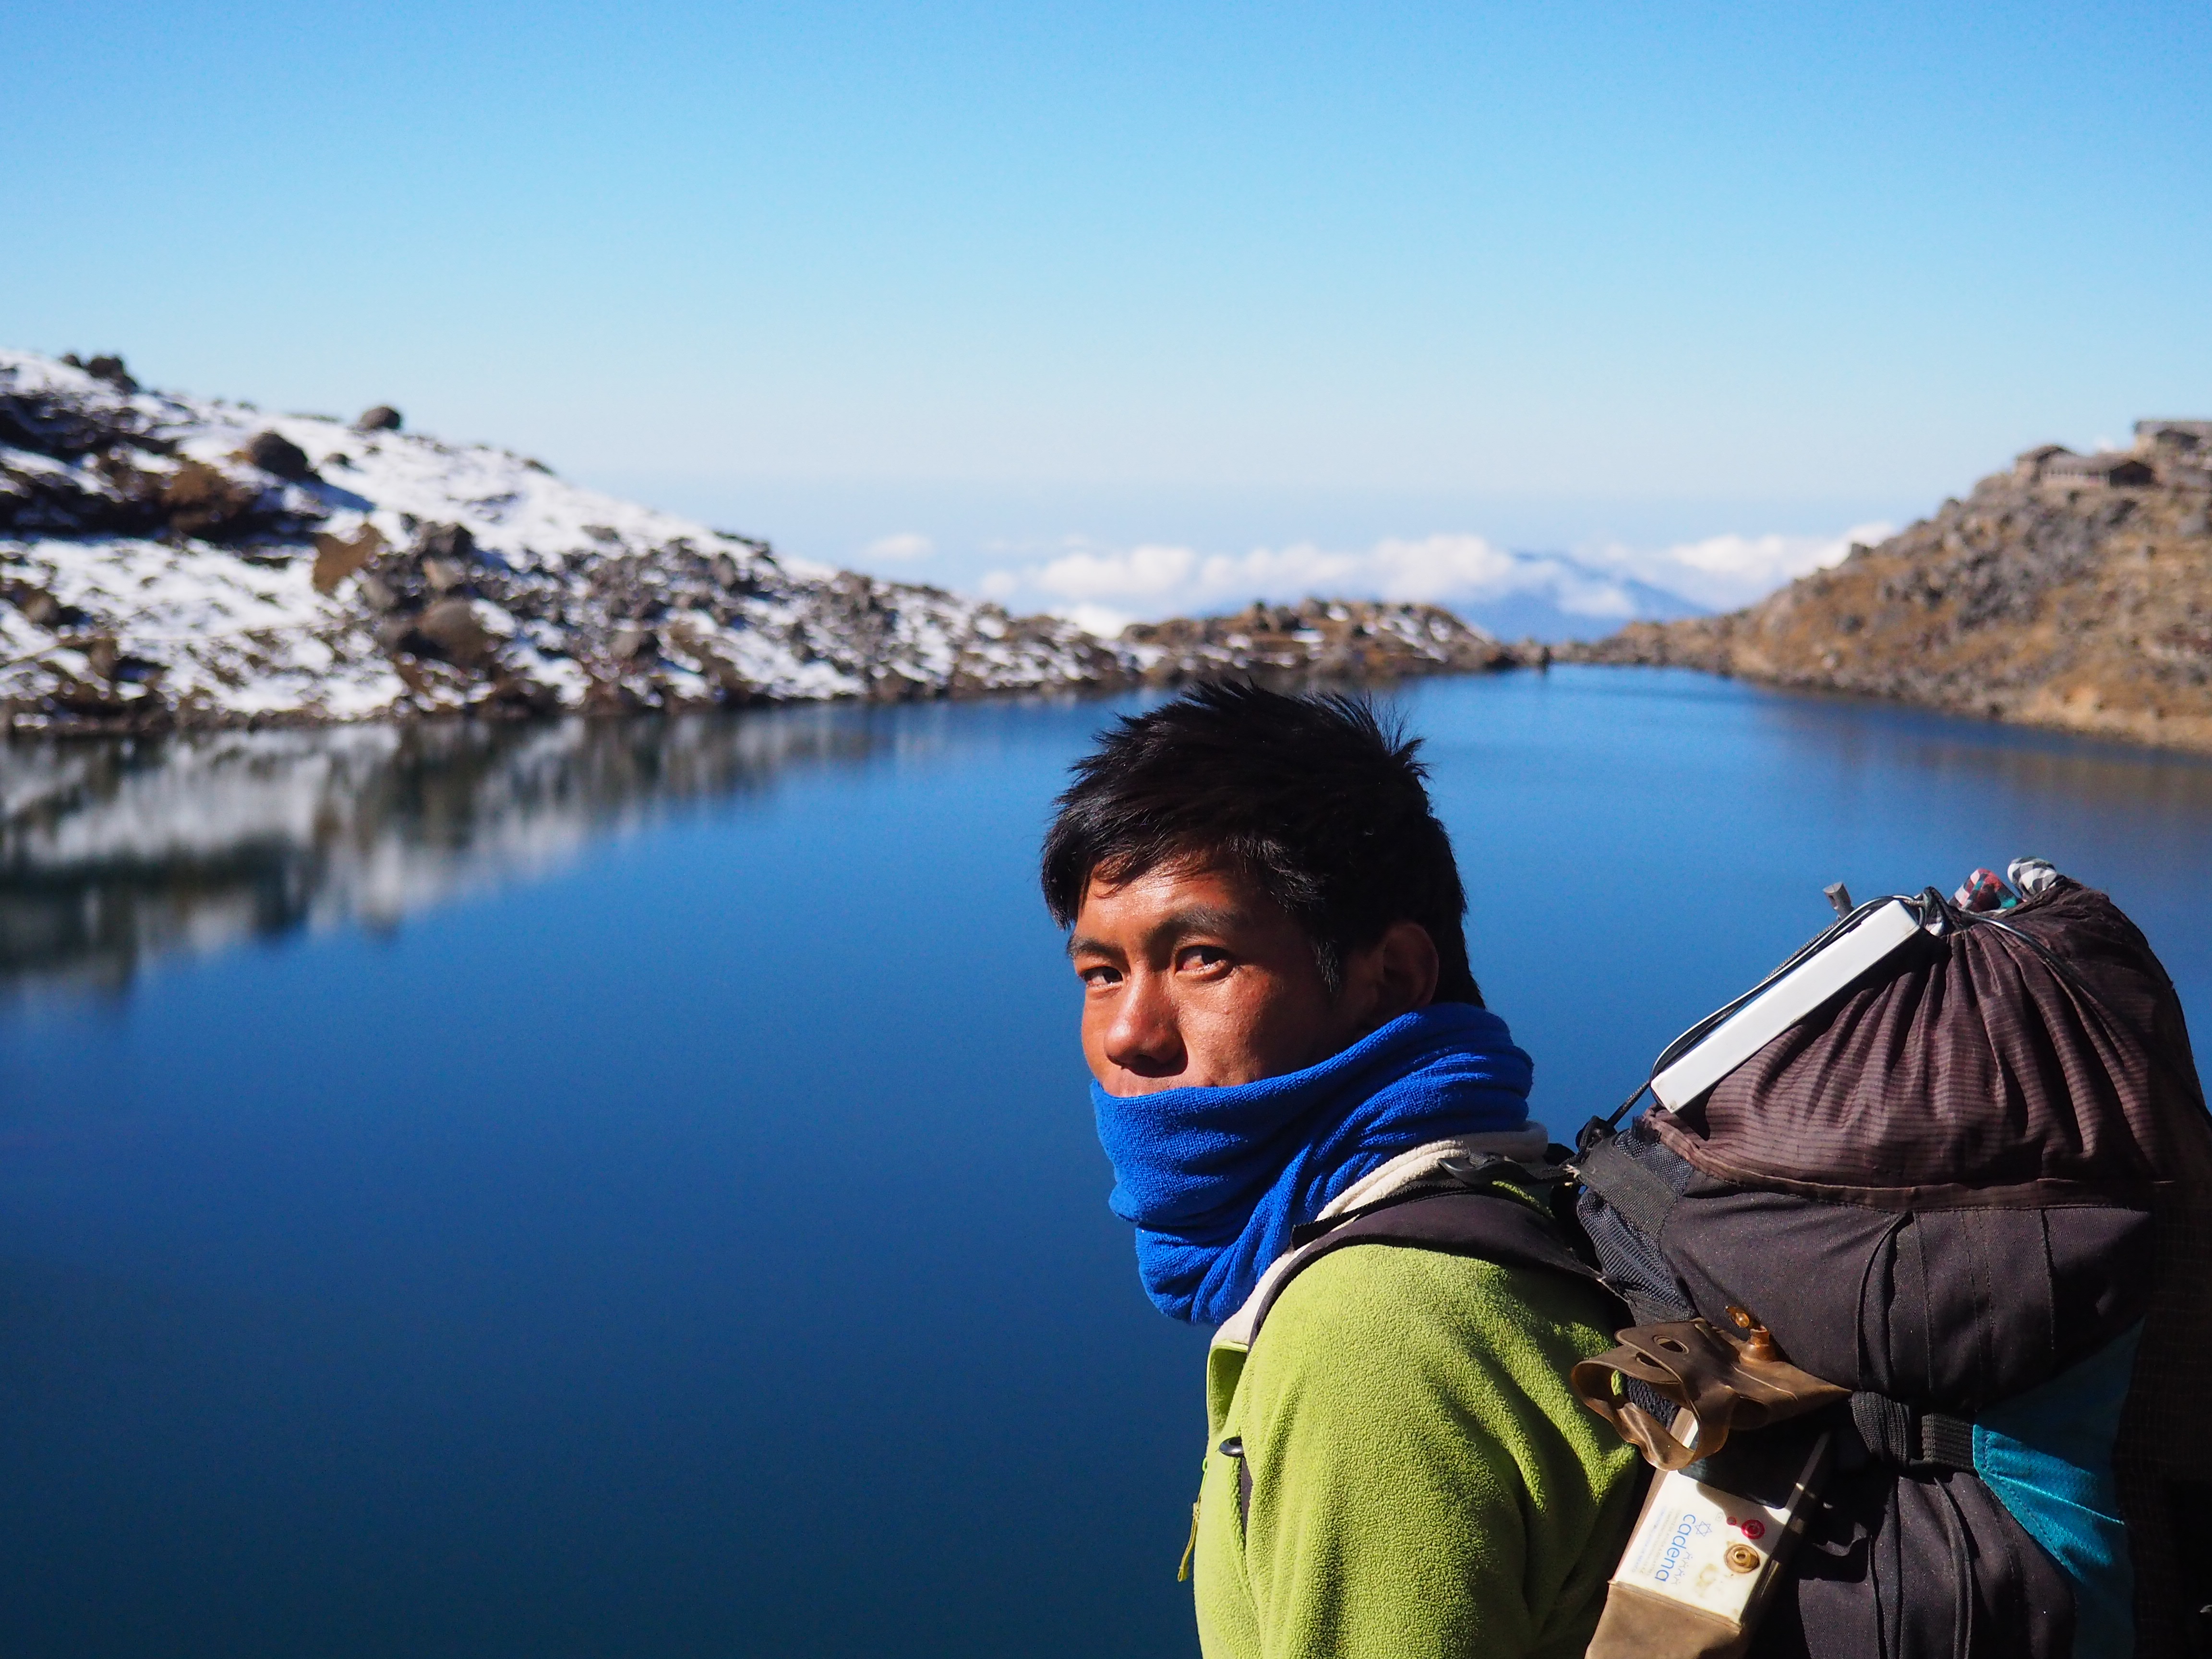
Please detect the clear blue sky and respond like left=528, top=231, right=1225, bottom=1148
left=7, top=1, right=2210, bottom=597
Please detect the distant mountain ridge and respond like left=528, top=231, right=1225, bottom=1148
left=1446, top=553, right=1703, bottom=642
left=1565, top=424, right=2212, bottom=752
left=0, top=351, right=1521, bottom=731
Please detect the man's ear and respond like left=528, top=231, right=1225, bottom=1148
left=1342, top=920, right=1439, bottom=1032
left=1373, top=920, right=1441, bottom=1017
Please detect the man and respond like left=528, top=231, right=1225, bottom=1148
left=1041, top=683, right=1641, bottom=1659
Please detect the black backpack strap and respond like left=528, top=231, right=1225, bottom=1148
left=1246, top=1183, right=1623, bottom=1347
left=1847, top=1391, right=1977, bottom=1472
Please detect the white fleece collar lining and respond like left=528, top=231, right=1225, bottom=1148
left=1210, top=1120, right=1551, bottom=1351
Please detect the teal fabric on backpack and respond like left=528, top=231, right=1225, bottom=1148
left=1972, top=1323, right=2143, bottom=1659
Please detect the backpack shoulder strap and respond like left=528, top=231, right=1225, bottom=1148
left=1245, top=1185, right=1622, bottom=1347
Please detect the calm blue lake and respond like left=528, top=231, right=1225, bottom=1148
left=2, top=668, right=2209, bottom=1658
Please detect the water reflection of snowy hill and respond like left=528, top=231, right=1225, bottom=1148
left=0, top=713, right=878, bottom=992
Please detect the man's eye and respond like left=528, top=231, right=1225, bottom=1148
left=1178, top=946, right=1230, bottom=972
left=1078, top=964, right=1121, bottom=988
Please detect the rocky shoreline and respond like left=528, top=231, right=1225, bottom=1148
left=1561, top=425, right=2212, bottom=754
left=1, top=351, right=1522, bottom=735
left=28, top=349, right=2202, bottom=756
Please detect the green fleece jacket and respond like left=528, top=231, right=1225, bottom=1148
left=1193, top=1242, right=1642, bottom=1659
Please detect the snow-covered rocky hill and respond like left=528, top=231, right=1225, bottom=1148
left=0, top=350, right=1133, bottom=726
left=0, top=351, right=1518, bottom=731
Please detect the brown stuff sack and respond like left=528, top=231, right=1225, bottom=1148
left=1575, top=876, right=2212, bottom=1659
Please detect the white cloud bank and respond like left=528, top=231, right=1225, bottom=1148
left=980, top=521, right=1893, bottom=637
left=862, top=531, right=935, bottom=562
left=1583, top=522, right=1894, bottom=611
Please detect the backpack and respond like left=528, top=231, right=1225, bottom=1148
left=1571, top=869, right=2212, bottom=1659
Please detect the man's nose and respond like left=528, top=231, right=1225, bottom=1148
left=1104, top=970, right=1185, bottom=1077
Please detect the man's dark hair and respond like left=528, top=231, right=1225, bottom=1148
left=1040, top=681, right=1481, bottom=1005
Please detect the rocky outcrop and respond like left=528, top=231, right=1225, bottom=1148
left=1123, top=598, right=1518, bottom=684
left=1566, top=438, right=2212, bottom=753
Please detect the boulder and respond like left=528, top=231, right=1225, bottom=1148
left=482, top=672, right=560, bottom=715
left=2, top=581, right=90, bottom=630
left=416, top=523, right=477, bottom=564
left=243, top=430, right=314, bottom=482
left=79, top=637, right=161, bottom=685
left=160, top=460, right=262, bottom=539
left=412, top=597, right=494, bottom=665
left=311, top=525, right=387, bottom=595
left=83, top=355, right=137, bottom=392
left=353, top=405, right=402, bottom=433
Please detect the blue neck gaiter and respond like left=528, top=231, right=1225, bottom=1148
left=1092, top=1002, right=1534, bottom=1326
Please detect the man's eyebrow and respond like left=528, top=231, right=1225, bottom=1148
left=1066, top=905, right=1247, bottom=961
left=1149, top=904, right=1243, bottom=942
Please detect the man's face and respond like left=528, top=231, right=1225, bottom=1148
left=1070, top=858, right=1439, bottom=1096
